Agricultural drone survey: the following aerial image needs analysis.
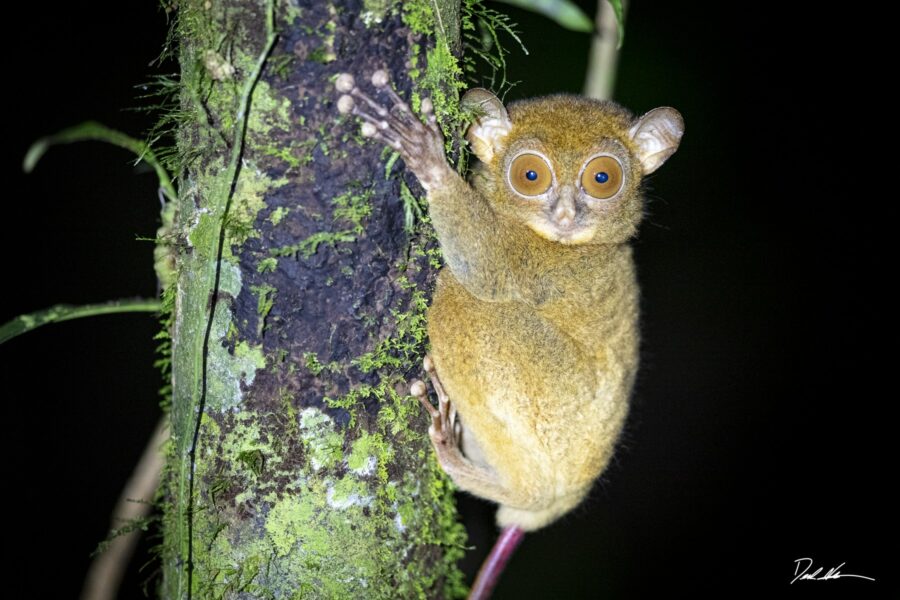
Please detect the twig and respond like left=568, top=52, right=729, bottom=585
left=582, top=0, right=624, bottom=100
left=80, top=418, right=168, bottom=600
left=468, top=526, right=525, bottom=600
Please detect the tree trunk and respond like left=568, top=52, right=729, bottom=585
left=162, top=1, right=466, bottom=597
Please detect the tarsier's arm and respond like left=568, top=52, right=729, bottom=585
left=336, top=72, right=521, bottom=301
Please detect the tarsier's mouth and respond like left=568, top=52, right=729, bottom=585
left=528, top=220, right=594, bottom=244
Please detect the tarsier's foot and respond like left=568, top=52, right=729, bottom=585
left=412, top=357, right=533, bottom=512
left=335, top=71, right=449, bottom=190
left=411, top=355, right=462, bottom=460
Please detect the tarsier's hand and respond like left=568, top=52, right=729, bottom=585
left=336, top=71, right=451, bottom=191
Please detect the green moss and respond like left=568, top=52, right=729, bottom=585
left=187, top=208, right=225, bottom=259
left=307, top=46, right=333, bottom=64
left=426, top=246, right=443, bottom=269
left=315, top=376, right=467, bottom=597
left=249, top=283, right=276, bottom=336
left=316, top=123, right=333, bottom=157
left=154, top=284, right=176, bottom=412
left=262, top=487, right=384, bottom=596
left=186, top=318, right=468, bottom=597
left=324, top=383, right=373, bottom=412
left=331, top=188, right=374, bottom=234
left=237, top=448, right=266, bottom=477
left=401, top=1, right=469, bottom=160
left=328, top=476, right=374, bottom=509
left=256, top=256, right=278, bottom=273
left=267, top=52, right=295, bottom=79
left=247, top=80, right=293, bottom=141
left=186, top=160, right=287, bottom=258
left=263, top=144, right=302, bottom=168
left=408, top=42, right=423, bottom=81
left=303, top=352, right=322, bottom=375
left=299, top=408, right=343, bottom=471
left=226, top=162, right=288, bottom=246
left=303, top=351, right=341, bottom=376
left=268, top=206, right=289, bottom=225
left=400, top=181, right=426, bottom=233
left=206, top=296, right=266, bottom=413
left=235, top=340, right=266, bottom=370
left=282, top=1, right=303, bottom=25
left=154, top=200, right=178, bottom=290
left=293, top=137, right=317, bottom=167
left=352, top=277, right=428, bottom=373
left=278, top=388, right=299, bottom=438
left=270, top=185, right=374, bottom=258
left=93, top=514, right=156, bottom=556
left=348, top=431, right=388, bottom=477
left=361, top=0, right=393, bottom=25
left=272, top=230, right=357, bottom=259
left=403, top=0, right=435, bottom=35
left=419, top=41, right=466, bottom=134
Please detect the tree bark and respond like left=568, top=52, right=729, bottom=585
left=162, top=1, right=466, bottom=597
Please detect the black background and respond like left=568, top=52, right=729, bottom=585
left=5, top=1, right=892, bottom=598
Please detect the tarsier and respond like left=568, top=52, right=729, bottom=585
left=336, top=71, right=683, bottom=597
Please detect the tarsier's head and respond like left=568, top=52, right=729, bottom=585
left=463, top=90, right=684, bottom=244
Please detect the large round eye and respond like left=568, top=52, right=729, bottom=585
left=509, top=154, right=553, bottom=196
left=581, top=155, right=623, bottom=199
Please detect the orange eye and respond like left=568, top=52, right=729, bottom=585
left=509, top=154, right=553, bottom=196
left=581, top=156, right=623, bottom=199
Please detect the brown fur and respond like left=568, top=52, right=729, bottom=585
left=425, top=94, right=681, bottom=530
left=339, top=78, right=682, bottom=531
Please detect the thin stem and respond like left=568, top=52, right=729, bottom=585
left=23, top=121, right=177, bottom=202
left=80, top=418, right=168, bottom=600
left=0, top=299, right=161, bottom=344
left=468, top=526, right=525, bottom=600
left=583, top=0, right=625, bottom=100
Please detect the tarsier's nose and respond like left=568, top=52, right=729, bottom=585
left=553, top=186, right=577, bottom=228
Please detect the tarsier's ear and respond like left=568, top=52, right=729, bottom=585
left=628, top=107, right=685, bottom=174
left=462, top=89, right=512, bottom=163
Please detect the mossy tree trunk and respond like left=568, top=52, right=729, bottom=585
left=161, top=1, right=467, bottom=597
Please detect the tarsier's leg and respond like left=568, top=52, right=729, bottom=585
left=411, top=356, right=531, bottom=508
left=335, top=71, right=451, bottom=191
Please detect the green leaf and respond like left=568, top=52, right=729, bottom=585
left=493, top=0, right=593, bottom=33
left=23, top=121, right=177, bottom=201
left=0, top=299, right=161, bottom=345
left=608, top=0, right=625, bottom=48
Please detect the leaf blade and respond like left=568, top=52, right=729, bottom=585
left=493, top=0, right=593, bottom=33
